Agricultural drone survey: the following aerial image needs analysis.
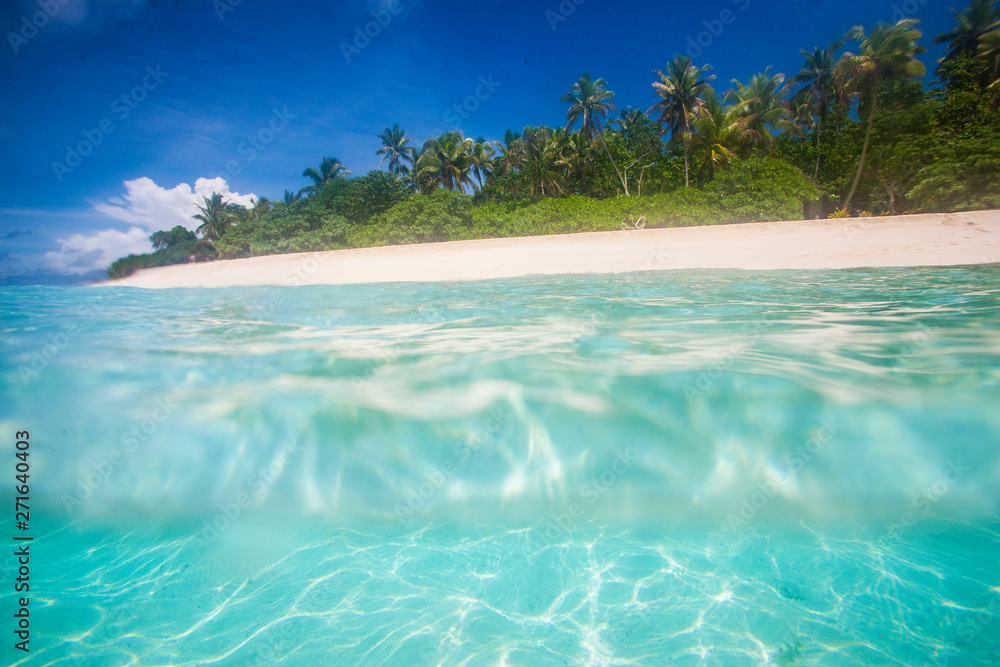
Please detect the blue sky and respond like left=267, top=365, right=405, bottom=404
left=0, top=0, right=954, bottom=284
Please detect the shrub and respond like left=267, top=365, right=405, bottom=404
left=705, top=157, right=820, bottom=223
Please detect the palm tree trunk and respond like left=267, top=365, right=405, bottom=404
left=813, top=115, right=822, bottom=180
left=683, top=141, right=690, bottom=188
left=844, top=78, right=877, bottom=210
left=596, top=129, right=629, bottom=196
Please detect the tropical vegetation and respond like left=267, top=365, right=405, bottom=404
left=110, top=2, right=1000, bottom=278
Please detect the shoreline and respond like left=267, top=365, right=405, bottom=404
left=107, top=210, right=1000, bottom=289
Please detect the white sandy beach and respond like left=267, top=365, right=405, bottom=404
left=109, top=210, right=1000, bottom=288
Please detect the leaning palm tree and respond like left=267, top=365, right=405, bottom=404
left=686, top=89, right=750, bottom=184
left=376, top=124, right=416, bottom=175
left=647, top=56, right=715, bottom=187
left=300, top=156, right=351, bottom=196
left=731, top=67, right=800, bottom=155
left=837, top=19, right=927, bottom=209
left=192, top=193, right=235, bottom=241
left=934, top=0, right=1000, bottom=63
left=794, top=40, right=845, bottom=178
left=415, top=131, right=477, bottom=193
left=561, top=71, right=629, bottom=195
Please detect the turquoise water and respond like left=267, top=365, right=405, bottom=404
left=2, top=267, right=999, bottom=666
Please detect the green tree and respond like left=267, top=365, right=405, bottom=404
left=934, top=0, right=1000, bottom=63
left=278, top=190, right=302, bottom=208
left=492, top=129, right=524, bottom=178
left=192, top=193, right=236, bottom=240
left=247, top=197, right=272, bottom=220
left=686, top=89, right=749, bottom=184
left=376, top=124, right=416, bottom=175
left=837, top=19, right=927, bottom=209
left=470, top=137, right=496, bottom=188
left=521, top=126, right=566, bottom=197
left=732, top=67, right=800, bottom=155
left=561, top=71, right=629, bottom=194
left=415, top=131, right=477, bottom=193
left=647, top=56, right=715, bottom=187
left=301, top=156, right=351, bottom=196
left=793, top=40, right=845, bottom=178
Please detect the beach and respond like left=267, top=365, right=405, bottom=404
left=108, top=210, right=1000, bottom=288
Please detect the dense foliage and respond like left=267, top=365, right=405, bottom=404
left=110, top=1, right=1000, bottom=278
left=108, top=226, right=216, bottom=279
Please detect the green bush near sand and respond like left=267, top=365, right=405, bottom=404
left=108, top=226, right=217, bottom=279
left=209, top=157, right=817, bottom=258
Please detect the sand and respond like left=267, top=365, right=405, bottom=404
left=108, top=210, right=1000, bottom=288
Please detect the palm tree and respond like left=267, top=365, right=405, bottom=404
left=616, top=108, right=647, bottom=136
left=561, top=71, right=629, bottom=195
left=493, top=129, right=525, bottom=178
left=794, top=40, right=845, bottom=178
left=278, top=190, right=302, bottom=207
left=731, top=67, right=800, bottom=155
left=520, top=126, right=565, bottom=197
left=550, top=127, right=590, bottom=192
left=247, top=197, right=272, bottom=220
left=837, top=19, right=927, bottom=209
left=300, top=156, right=351, bottom=196
left=192, top=193, right=235, bottom=241
left=647, top=56, right=715, bottom=187
left=934, top=0, right=1000, bottom=63
left=415, top=131, right=477, bottom=193
left=686, top=89, right=749, bottom=183
left=376, top=124, right=416, bottom=175
left=469, top=137, right=495, bottom=188
left=982, top=29, right=1000, bottom=89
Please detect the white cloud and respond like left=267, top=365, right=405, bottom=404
left=45, top=176, right=257, bottom=275
left=94, top=176, right=257, bottom=233
left=44, top=226, right=150, bottom=275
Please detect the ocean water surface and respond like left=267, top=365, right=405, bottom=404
left=1, top=266, right=999, bottom=666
